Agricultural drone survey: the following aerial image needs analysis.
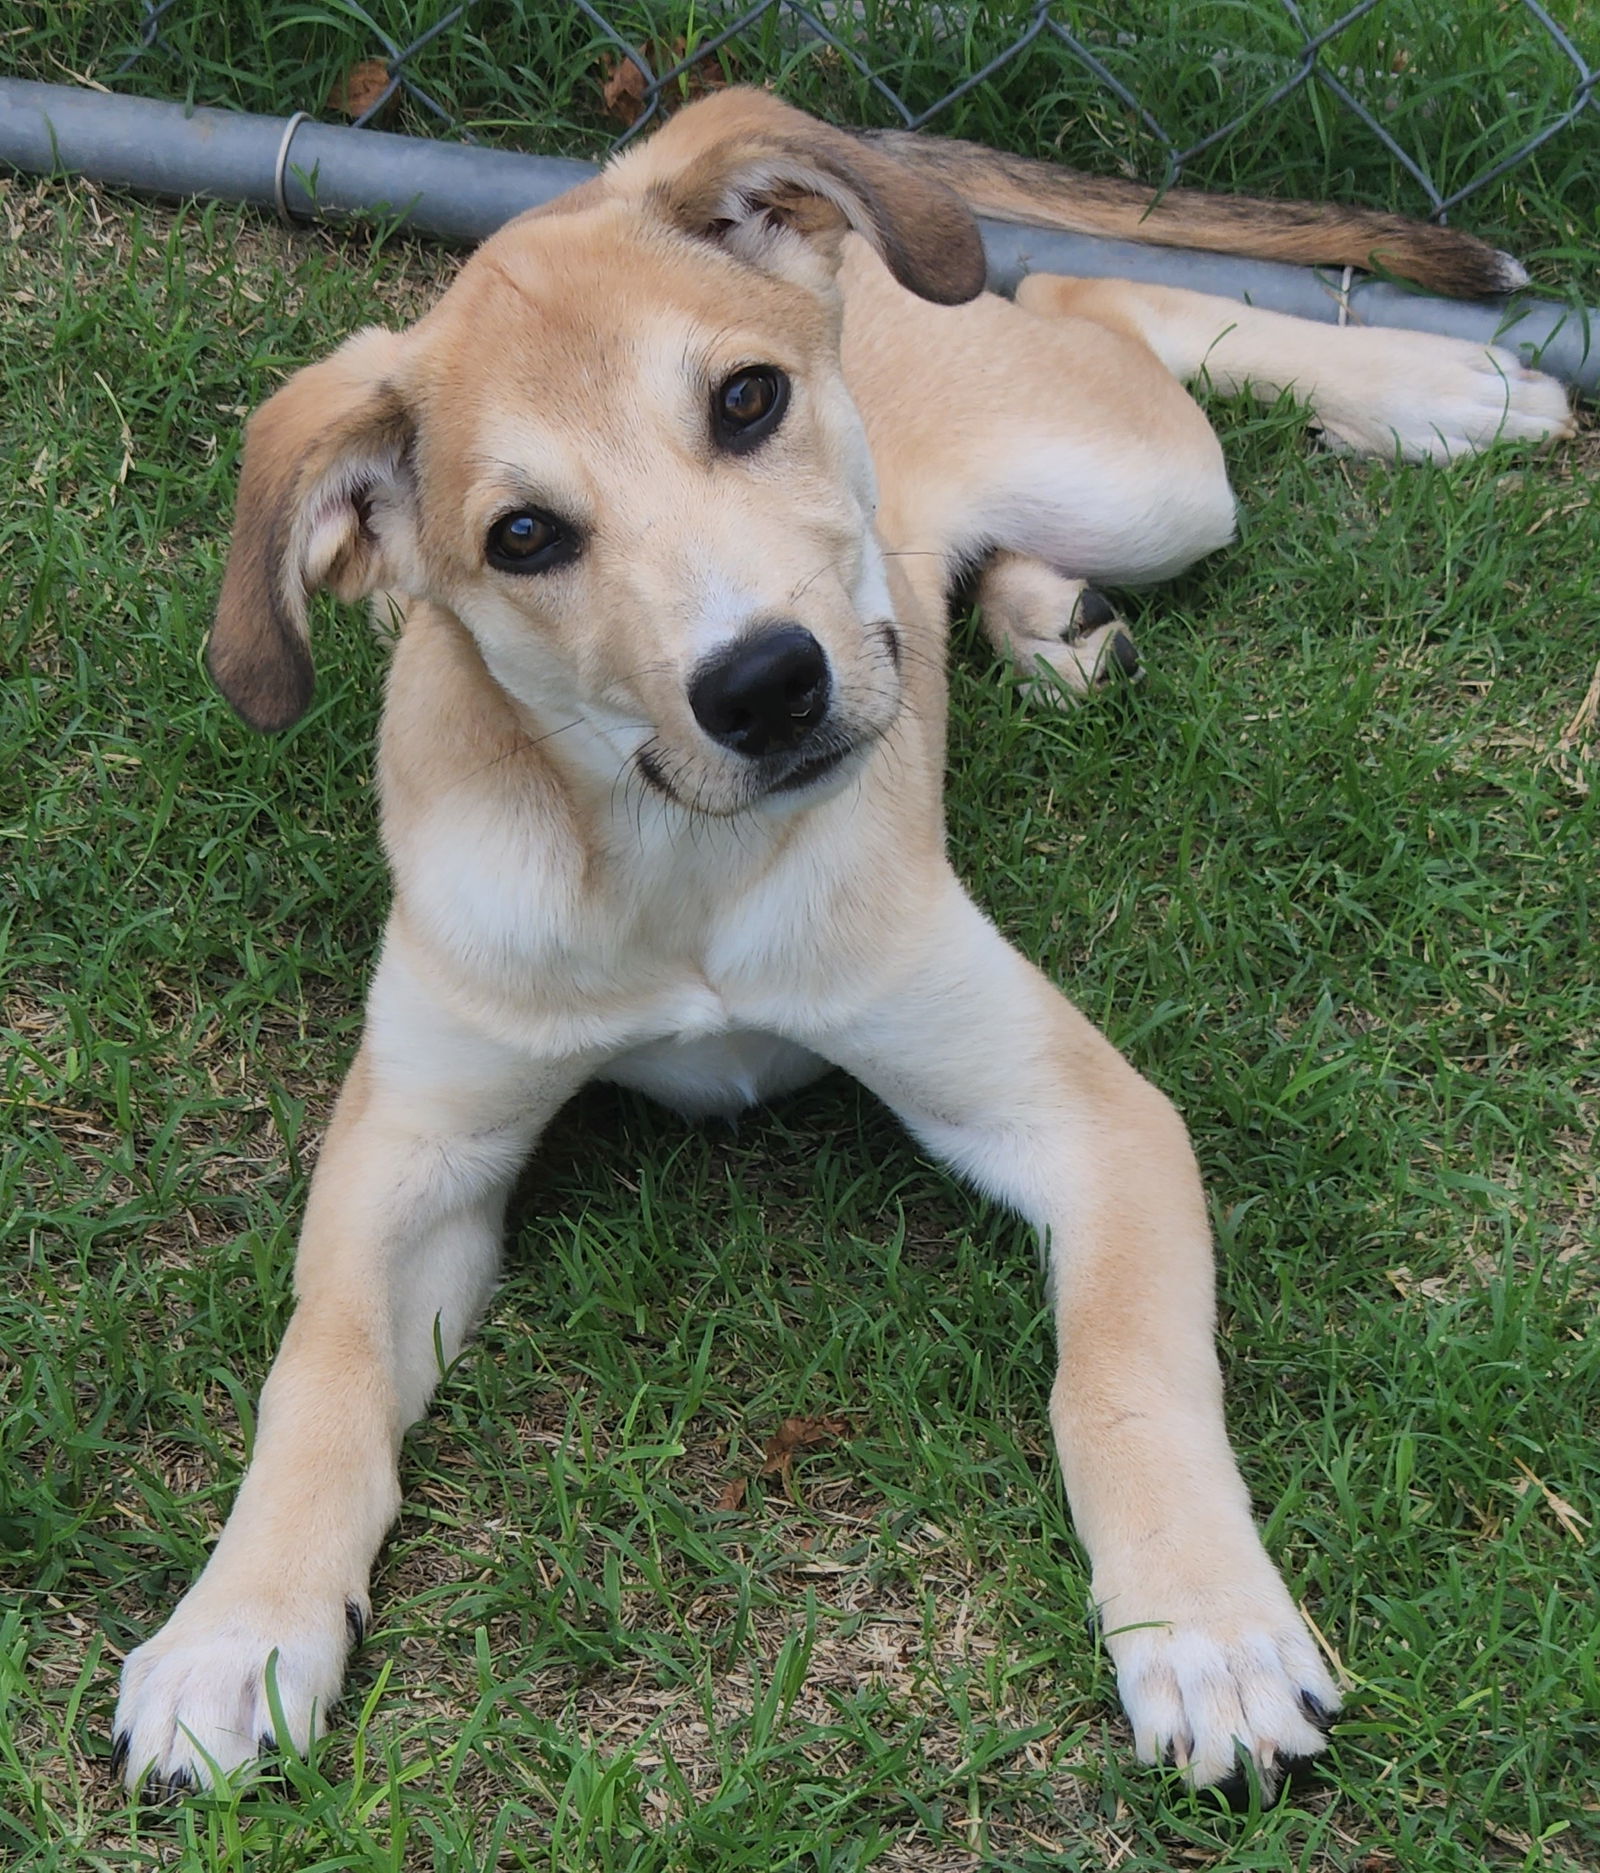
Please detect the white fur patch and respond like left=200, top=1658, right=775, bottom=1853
left=114, top=1594, right=353, bottom=1790
left=602, top=1030, right=828, bottom=1117
left=1108, top=1596, right=1340, bottom=1791
left=1311, top=329, right=1575, bottom=461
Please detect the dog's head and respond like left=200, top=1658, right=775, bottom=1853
left=207, top=90, right=985, bottom=815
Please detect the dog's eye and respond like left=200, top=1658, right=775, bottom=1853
left=713, top=367, right=790, bottom=452
left=486, top=508, right=577, bottom=574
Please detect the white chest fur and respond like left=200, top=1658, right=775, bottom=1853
left=382, top=745, right=915, bottom=1111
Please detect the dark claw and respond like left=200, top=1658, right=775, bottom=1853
left=1274, top=1748, right=1330, bottom=1804
left=141, top=1765, right=196, bottom=1806
left=1299, top=1688, right=1336, bottom=1731
left=345, top=1599, right=367, bottom=1648
left=1206, top=1745, right=1326, bottom=1810
left=1076, top=587, right=1117, bottom=633
left=1205, top=1765, right=1255, bottom=1810
left=108, top=1730, right=129, bottom=1781
left=1109, top=629, right=1141, bottom=678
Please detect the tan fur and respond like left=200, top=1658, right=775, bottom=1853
left=113, top=89, right=1572, bottom=1803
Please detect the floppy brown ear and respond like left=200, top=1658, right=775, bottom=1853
left=617, top=88, right=987, bottom=306
left=207, top=327, right=413, bottom=732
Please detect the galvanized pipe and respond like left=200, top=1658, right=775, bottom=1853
left=0, top=77, right=595, bottom=244
left=2, top=76, right=1594, bottom=391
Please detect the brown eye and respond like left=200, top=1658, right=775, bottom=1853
left=713, top=367, right=789, bottom=452
left=486, top=508, right=577, bottom=574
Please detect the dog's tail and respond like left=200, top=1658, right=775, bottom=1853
left=859, top=131, right=1527, bottom=299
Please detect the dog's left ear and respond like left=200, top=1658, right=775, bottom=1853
left=622, top=89, right=987, bottom=306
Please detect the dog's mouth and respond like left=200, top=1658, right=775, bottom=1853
left=768, top=741, right=850, bottom=794
left=633, top=618, right=901, bottom=816
left=636, top=725, right=877, bottom=813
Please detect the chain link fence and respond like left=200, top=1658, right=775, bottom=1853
left=42, top=1, right=1594, bottom=238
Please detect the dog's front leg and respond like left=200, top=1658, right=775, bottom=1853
left=113, top=945, right=585, bottom=1795
left=811, top=878, right=1340, bottom=1795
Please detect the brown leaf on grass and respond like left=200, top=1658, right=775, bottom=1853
left=714, top=1475, right=748, bottom=1511
left=715, top=1414, right=850, bottom=1510
left=760, top=1414, right=851, bottom=1481
left=328, top=59, right=392, bottom=120
left=600, top=50, right=651, bottom=128
left=599, top=39, right=735, bottom=129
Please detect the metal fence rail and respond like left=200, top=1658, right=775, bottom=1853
left=74, top=1, right=1599, bottom=231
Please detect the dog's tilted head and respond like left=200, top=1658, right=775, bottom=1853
left=206, top=90, right=986, bottom=816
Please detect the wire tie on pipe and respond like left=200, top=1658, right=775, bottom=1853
left=274, top=110, right=312, bottom=229
left=1336, top=264, right=1354, bottom=327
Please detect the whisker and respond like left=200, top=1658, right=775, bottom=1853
left=437, top=715, right=604, bottom=800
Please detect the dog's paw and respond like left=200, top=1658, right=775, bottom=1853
left=1314, top=330, right=1574, bottom=462
left=112, top=1593, right=365, bottom=1796
left=1013, top=587, right=1142, bottom=702
left=1101, top=1586, right=1340, bottom=1798
left=1021, top=620, right=1142, bottom=703
left=976, top=558, right=1143, bottom=704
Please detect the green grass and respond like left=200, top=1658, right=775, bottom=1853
left=3, top=8, right=1599, bottom=1870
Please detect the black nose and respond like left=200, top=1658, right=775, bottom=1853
left=688, top=625, right=831, bottom=758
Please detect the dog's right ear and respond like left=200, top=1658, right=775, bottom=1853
left=208, top=327, right=413, bottom=732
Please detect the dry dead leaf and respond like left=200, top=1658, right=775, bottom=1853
left=714, top=1475, right=748, bottom=1511
left=600, top=50, right=650, bottom=128
left=1511, top=1456, right=1592, bottom=1542
left=760, top=1414, right=851, bottom=1481
left=715, top=1415, right=851, bottom=1509
left=1386, top=1265, right=1449, bottom=1302
left=1560, top=658, right=1600, bottom=749
left=328, top=58, right=392, bottom=120
left=599, top=39, right=735, bottom=129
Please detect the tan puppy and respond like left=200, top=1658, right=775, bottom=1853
left=112, top=90, right=1571, bottom=1800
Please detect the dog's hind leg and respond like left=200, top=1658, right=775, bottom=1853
left=111, top=937, right=587, bottom=1795
left=843, top=238, right=1239, bottom=697
left=1017, top=274, right=1574, bottom=462
left=952, top=350, right=1233, bottom=698
left=844, top=237, right=1240, bottom=603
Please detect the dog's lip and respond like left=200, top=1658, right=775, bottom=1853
left=766, top=741, right=851, bottom=795
left=635, top=731, right=872, bottom=811
left=636, top=747, right=667, bottom=794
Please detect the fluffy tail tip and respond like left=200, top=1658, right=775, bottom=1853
left=1492, top=250, right=1531, bottom=293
